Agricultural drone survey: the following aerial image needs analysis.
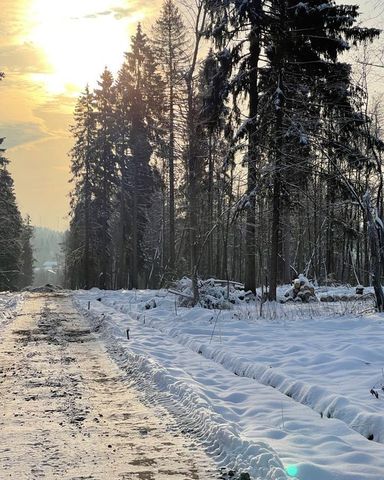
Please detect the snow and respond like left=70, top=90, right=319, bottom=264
left=1, top=295, right=218, bottom=479
left=0, top=292, right=22, bottom=329
left=375, top=214, right=384, bottom=231
left=173, top=277, right=252, bottom=308
left=74, top=288, right=384, bottom=480
left=234, top=117, right=254, bottom=142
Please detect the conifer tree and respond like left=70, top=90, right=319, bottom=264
left=204, top=0, right=380, bottom=297
left=68, top=85, right=98, bottom=288
left=199, top=49, right=228, bottom=276
left=152, top=0, right=188, bottom=275
left=114, top=64, right=134, bottom=288
left=19, top=216, right=34, bottom=288
left=94, top=68, right=117, bottom=289
left=263, top=0, right=380, bottom=299
left=204, top=0, right=263, bottom=293
left=117, top=24, right=165, bottom=288
left=0, top=142, right=23, bottom=291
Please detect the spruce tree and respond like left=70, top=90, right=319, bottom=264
left=117, top=24, right=165, bottom=288
left=204, top=0, right=380, bottom=297
left=263, top=0, right=380, bottom=299
left=0, top=142, right=23, bottom=291
left=199, top=50, right=229, bottom=276
left=114, top=64, right=134, bottom=288
left=204, top=0, right=264, bottom=293
left=19, top=216, right=34, bottom=288
left=93, top=68, right=117, bottom=289
left=68, top=85, right=98, bottom=288
left=152, top=0, right=188, bottom=275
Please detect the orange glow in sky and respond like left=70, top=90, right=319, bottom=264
left=26, top=0, right=145, bottom=94
left=0, top=0, right=161, bottom=230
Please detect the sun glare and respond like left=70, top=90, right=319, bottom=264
left=25, top=0, right=144, bottom=94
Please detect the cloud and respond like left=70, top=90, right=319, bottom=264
left=0, top=43, right=51, bottom=74
left=72, top=7, right=136, bottom=20
left=0, top=0, right=28, bottom=39
left=33, top=95, right=74, bottom=135
left=113, top=1, right=160, bottom=18
left=72, top=2, right=157, bottom=22
left=112, top=7, right=140, bottom=20
left=80, top=10, right=112, bottom=20
left=0, top=122, right=49, bottom=149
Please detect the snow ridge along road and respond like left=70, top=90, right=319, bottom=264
left=0, top=293, right=219, bottom=479
left=74, top=289, right=384, bottom=480
left=0, top=292, right=24, bottom=332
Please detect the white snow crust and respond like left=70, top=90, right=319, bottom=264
left=0, top=293, right=22, bottom=330
left=74, top=288, right=384, bottom=480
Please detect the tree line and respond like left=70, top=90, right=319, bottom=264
left=0, top=71, right=34, bottom=290
left=64, top=0, right=384, bottom=302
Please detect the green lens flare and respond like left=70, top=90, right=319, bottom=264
left=285, top=464, right=298, bottom=477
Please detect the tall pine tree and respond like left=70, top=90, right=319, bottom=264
left=152, top=0, right=189, bottom=275
left=0, top=142, right=23, bottom=291
left=116, top=24, right=165, bottom=288
left=94, top=68, right=117, bottom=289
left=68, top=85, right=98, bottom=289
left=204, top=0, right=380, bottom=297
left=19, top=216, right=34, bottom=288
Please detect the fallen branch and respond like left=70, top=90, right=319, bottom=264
left=201, top=279, right=244, bottom=288
left=168, top=289, right=194, bottom=300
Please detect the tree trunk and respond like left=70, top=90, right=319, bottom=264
left=169, top=59, right=176, bottom=274
left=185, top=1, right=206, bottom=305
left=281, top=207, right=291, bottom=283
left=84, top=156, right=91, bottom=289
left=244, top=5, right=261, bottom=293
left=207, top=133, right=214, bottom=276
left=131, top=163, right=139, bottom=289
left=269, top=167, right=281, bottom=300
left=269, top=70, right=284, bottom=301
left=364, top=191, right=384, bottom=311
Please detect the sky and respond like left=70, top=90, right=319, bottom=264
left=0, top=0, right=162, bottom=230
left=0, top=0, right=383, bottom=231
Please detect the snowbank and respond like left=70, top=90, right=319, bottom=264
left=74, top=292, right=288, bottom=480
left=172, top=277, right=253, bottom=309
left=0, top=293, right=23, bottom=330
left=74, top=288, right=384, bottom=480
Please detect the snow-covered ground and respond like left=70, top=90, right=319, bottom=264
left=0, top=292, right=22, bottom=330
left=74, top=288, right=384, bottom=480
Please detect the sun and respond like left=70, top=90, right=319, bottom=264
left=25, top=0, right=145, bottom=94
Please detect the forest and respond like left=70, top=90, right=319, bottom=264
left=63, top=0, right=384, bottom=304
left=1, top=0, right=384, bottom=304
left=0, top=131, right=33, bottom=291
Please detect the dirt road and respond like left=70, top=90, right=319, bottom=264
left=0, top=294, right=218, bottom=479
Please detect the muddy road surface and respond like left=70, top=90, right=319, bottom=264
left=0, top=294, right=218, bottom=479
